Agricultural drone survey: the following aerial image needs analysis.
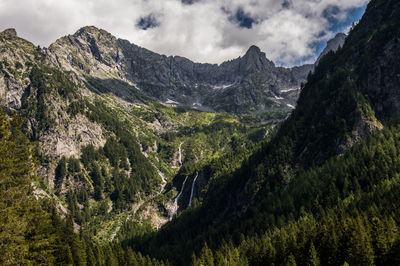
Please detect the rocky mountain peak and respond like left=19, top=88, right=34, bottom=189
left=245, top=45, right=262, bottom=56
left=0, top=28, right=17, bottom=39
left=73, top=26, right=113, bottom=40
left=326, top=33, right=347, bottom=52
left=48, top=25, right=120, bottom=74
left=72, top=26, right=117, bottom=49
left=240, top=45, right=275, bottom=72
left=75, top=25, right=100, bottom=35
left=331, top=33, right=346, bottom=42
left=316, top=33, right=347, bottom=65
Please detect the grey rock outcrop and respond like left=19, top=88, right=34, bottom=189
left=0, top=29, right=36, bottom=109
left=0, top=28, right=17, bottom=39
left=316, top=33, right=347, bottom=65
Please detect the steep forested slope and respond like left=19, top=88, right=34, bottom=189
left=190, top=123, right=400, bottom=265
left=126, top=0, right=400, bottom=264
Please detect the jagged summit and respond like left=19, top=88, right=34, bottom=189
left=0, top=28, right=17, bottom=39
left=245, top=45, right=262, bottom=55
left=316, top=32, right=347, bottom=65
left=73, top=25, right=114, bottom=39
left=333, top=32, right=347, bottom=39
left=325, top=33, right=346, bottom=51
left=75, top=25, right=100, bottom=34
left=241, top=44, right=275, bottom=72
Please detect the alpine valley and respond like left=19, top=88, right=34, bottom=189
left=1, top=0, right=400, bottom=265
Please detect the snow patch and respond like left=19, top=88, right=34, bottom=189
left=212, top=84, right=234, bottom=90
left=131, top=82, right=140, bottom=91
left=287, top=104, right=295, bottom=109
left=268, top=97, right=281, bottom=104
left=165, top=99, right=180, bottom=105
left=281, top=88, right=300, bottom=93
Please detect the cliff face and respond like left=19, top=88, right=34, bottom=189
left=352, top=1, right=400, bottom=121
left=0, top=28, right=36, bottom=109
left=47, top=26, right=123, bottom=79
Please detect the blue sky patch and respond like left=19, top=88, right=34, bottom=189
left=322, top=4, right=367, bottom=33
left=288, top=4, right=367, bottom=66
left=136, top=14, right=160, bottom=30
left=231, top=8, right=256, bottom=29
left=282, top=0, right=292, bottom=9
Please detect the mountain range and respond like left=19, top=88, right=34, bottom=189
left=45, top=25, right=318, bottom=114
left=2, top=0, right=400, bottom=264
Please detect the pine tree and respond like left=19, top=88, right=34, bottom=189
left=285, top=254, right=297, bottom=266
left=193, top=243, right=215, bottom=266
left=85, top=241, right=97, bottom=266
left=306, top=242, right=320, bottom=266
left=104, top=244, right=119, bottom=266
left=346, top=217, right=375, bottom=265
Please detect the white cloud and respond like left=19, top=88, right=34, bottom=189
left=0, top=0, right=369, bottom=66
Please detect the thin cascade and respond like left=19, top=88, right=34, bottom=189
left=188, top=172, right=199, bottom=207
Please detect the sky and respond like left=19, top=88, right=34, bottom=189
left=0, top=0, right=369, bottom=66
